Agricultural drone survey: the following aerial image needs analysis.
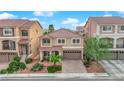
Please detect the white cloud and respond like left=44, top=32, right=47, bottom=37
left=103, top=12, right=112, bottom=17
left=62, top=18, right=79, bottom=24
left=61, top=18, right=85, bottom=30
left=103, top=14, right=112, bottom=17
left=117, top=11, right=124, bottom=16
left=30, top=18, right=40, bottom=21
left=21, top=17, right=28, bottom=19
left=33, top=11, right=55, bottom=17
left=0, top=12, right=17, bottom=19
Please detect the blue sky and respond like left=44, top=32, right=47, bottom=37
left=0, top=11, right=123, bottom=30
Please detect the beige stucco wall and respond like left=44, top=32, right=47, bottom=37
left=52, top=37, right=83, bottom=48
left=29, top=22, right=43, bottom=58
left=0, top=27, right=20, bottom=54
left=40, top=36, right=83, bottom=60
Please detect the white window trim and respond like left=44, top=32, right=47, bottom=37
left=119, top=25, right=124, bottom=32
left=71, top=38, right=81, bottom=45
left=3, top=27, right=13, bottom=36
left=57, top=38, right=66, bottom=45
left=101, top=25, right=113, bottom=32
left=41, top=38, right=51, bottom=47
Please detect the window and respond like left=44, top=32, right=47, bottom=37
left=57, top=38, right=65, bottom=45
left=3, top=27, right=13, bottom=36
left=21, top=30, right=28, bottom=36
left=101, top=25, right=112, bottom=32
left=2, top=40, right=16, bottom=50
left=72, top=38, right=81, bottom=44
left=120, top=26, right=124, bottom=31
left=43, top=39, right=50, bottom=43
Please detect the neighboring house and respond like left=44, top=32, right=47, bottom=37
left=75, top=26, right=86, bottom=36
left=0, top=19, right=43, bottom=62
left=39, top=28, right=83, bottom=60
left=84, top=16, right=124, bottom=60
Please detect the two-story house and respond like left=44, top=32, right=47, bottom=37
left=84, top=17, right=124, bottom=60
left=0, top=19, right=43, bottom=62
left=39, top=28, right=83, bottom=60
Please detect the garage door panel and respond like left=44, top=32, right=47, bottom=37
left=0, top=53, right=17, bottom=62
left=118, top=52, right=124, bottom=60
left=102, top=52, right=117, bottom=60
left=63, top=50, right=81, bottom=59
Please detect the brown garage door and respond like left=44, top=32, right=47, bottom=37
left=63, top=50, right=81, bottom=59
left=0, top=53, right=17, bottom=63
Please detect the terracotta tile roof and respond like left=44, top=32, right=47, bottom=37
left=40, top=46, right=62, bottom=51
left=19, top=21, right=34, bottom=30
left=40, top=28, right=82, bottom=39
left=0, top=19, right=36, bottom=30
left=90, top=17, right=124, bottom=24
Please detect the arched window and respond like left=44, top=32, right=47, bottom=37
left=2, top=40, right=16, bottom=50
left=43, top=38, right=50, bottom=43
left=42, top=38, right=50, bottom=46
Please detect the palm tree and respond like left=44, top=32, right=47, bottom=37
left=84, top=37, right=110, bottom=64
left=48, top=24, right=55, bottom=33
left=49, top=54, right=62, bottom=65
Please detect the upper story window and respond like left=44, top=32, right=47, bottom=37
left=2, top=40, right=16, bottom=50
left=101, top=25, right=112, bottom=32
left=3, top=27, right=13, bottom=36
left=43, top=39, right=50, bottom=43
left=57, top=38, right=66, bottom=45
left=42, top=38, right=50, bottom=46
left=119, top=25, right=124, bottom=31
left=72, top=38, right=81, bottom=44
left=21, top=30, right=28, bottom=36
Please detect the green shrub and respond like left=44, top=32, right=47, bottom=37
left=84, top=61, right=91, bottom=67
left=19, top=62, right=26, bottom=70
left=0, top=69, right=8, bottom=74
left=47, top=66, right=62, bottom=73
left=13, top=55, right=20, bottom=62
left=31, top=63, right=44, bottom=71
left=8, top=60, right=20, bottom=73
left=7, top=67, right=15, bottom=74
left=25, top=58, right=32, bottom=64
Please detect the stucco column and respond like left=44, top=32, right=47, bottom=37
left=59, top=50, right=62, bottom=56
left=114, top=25, right=118, bottom=34
left=113, top=38, right=117, bottom=48
left=81, top=49, right=83, bottom=60
left=40, top=52, right=43, bottom=61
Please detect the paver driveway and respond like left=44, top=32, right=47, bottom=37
left=99, top=60, right=124, bottom=78
left=62, top=60, right=87, bottom=73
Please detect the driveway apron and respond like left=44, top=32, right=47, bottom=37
left=62, top=60, right=87, bottom=73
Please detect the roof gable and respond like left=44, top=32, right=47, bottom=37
left=43, top=28, right=82, bottom=38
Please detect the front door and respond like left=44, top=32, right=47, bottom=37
left=43, top=51, right=50, bottom=60
left=21, top=44, right=28, bottom=55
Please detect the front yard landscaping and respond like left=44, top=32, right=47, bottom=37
left=20, top=60, right=62, bottom=73
left=84, top=61, right=105, bottom=73
left=0, top=54, right=62, bottom=74
left=83, top=37, right=110, bottom=73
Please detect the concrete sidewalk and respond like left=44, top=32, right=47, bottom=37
left=1, top=73, right=124, bottom=80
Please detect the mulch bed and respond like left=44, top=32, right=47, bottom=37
left=19, top=60, right=62, bottom=74
left=85, top=61, right=105, bottom=73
